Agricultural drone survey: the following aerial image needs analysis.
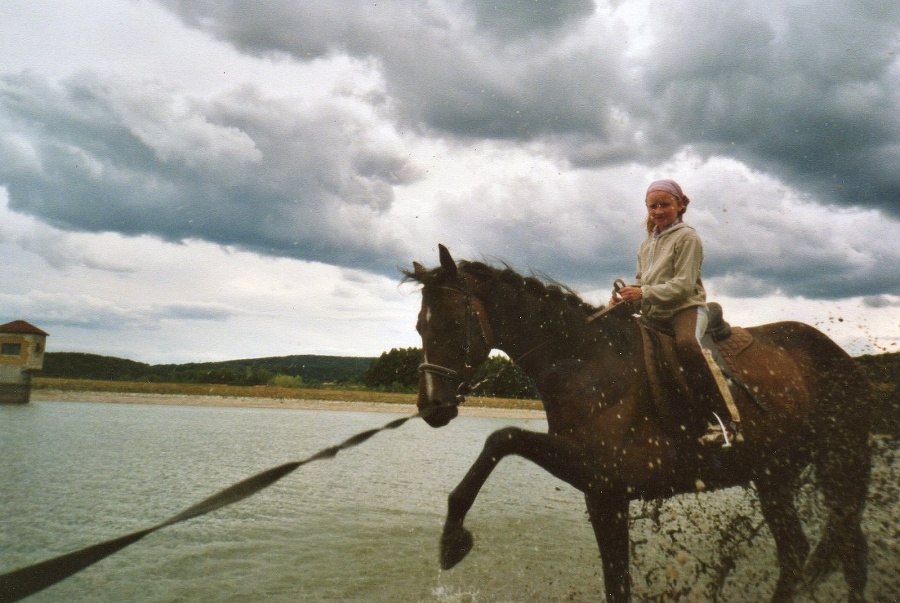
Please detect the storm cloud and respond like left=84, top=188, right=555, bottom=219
left=159, top=0, right=900, bottom=212
left=0, top=69, right=416, bottom=270
left=0, top=0, right=897, bottom=360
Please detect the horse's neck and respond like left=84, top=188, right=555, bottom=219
left=491, top=314, right=552, bottom=368
left=484, top=291, right=562, bottom=368
left=483, top=286, right=634, bottom=381
left=486, top=294, right=644, bottom=422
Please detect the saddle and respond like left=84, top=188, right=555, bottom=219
left=638, top=302, right=759, bottom=436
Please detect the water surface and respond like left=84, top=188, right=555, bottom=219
left=1, top=401, right=896, bottom=601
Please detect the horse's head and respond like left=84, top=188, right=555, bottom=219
left=408, top=245, right=493, bottom=427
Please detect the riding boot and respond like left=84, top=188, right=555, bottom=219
left=683, top=358, right=742, bottom=447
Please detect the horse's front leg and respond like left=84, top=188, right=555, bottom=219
left=585, top=493, right=631, bottom=603
left=440, top=426, right=599, bottom=570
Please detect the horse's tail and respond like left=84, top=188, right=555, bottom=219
left=801, top=328, right=873, bottom=598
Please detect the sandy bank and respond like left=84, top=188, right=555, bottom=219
left=31, top=390, right=547, bottom=420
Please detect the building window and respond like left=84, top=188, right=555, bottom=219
left=1, top=343, right=22, bottom=356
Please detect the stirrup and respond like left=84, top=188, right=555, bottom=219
left=730, top=422, right=744, bottom=444
left=698, top=413, right=743, bottom=448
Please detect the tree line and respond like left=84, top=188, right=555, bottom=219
left=40, top=349, right=538, bottom=398
left=41, top=352, right=372, bottom=388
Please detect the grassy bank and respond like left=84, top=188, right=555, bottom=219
left=31, top=377, right=544, bottom=412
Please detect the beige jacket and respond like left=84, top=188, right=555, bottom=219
left=635, top=222, right=707, bottom=321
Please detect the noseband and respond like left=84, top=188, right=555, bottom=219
left=417, top=279, right=495, bottom=405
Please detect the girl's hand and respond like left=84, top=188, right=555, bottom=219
left=618, top=286, right=643, bottom=302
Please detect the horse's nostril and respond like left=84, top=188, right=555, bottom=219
left=421, top=404, right=458, bottom=428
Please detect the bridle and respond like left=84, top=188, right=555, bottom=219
left=417, top=277, right=495, bottom=406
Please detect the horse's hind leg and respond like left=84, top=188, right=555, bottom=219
left=440, top=427, right=597, bottom=570
left=803, top=360, right=872, bottom=603
left=806, top=432, right=870, bottom=602
left=755, top=469, right=810, bottom=602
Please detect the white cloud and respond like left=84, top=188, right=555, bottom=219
left=0, top=191, right=420, bottom=363
left=706, top=292, right=900, bottom=357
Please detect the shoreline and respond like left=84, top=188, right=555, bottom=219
left=30, top=390, right=548, bottom=420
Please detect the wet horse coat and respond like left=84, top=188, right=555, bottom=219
left=408, top=245, right=872, bottom=603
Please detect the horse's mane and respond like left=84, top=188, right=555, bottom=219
left=404, top=258, right=635, bottom=356
left=403, top=260, right=604, bottom=320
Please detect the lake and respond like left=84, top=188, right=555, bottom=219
left=1, top=401, right=897, bottom=601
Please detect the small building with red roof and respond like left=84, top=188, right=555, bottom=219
left=0, top=320, right=49, bottom=403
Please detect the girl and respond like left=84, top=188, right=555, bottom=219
left=614, top=179, right=739, bottom=447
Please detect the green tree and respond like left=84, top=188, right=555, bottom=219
left=269, top=374, right=305, bottom=388
left=472, top=355, right=536, bottom=399
left=362, top=347, right=422, bottom=391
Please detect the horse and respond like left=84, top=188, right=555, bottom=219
left=405, top=245, right=872, bottom=603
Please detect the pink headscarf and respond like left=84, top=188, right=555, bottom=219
left=646, top=179, right=690, bottom=207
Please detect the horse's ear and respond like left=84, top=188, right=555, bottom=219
left=438, top=244, right=458, bottom=276
left=412, top=261, right=426, bottom=276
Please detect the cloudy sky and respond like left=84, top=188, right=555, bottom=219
left=1, top=0, right=898, bottom=364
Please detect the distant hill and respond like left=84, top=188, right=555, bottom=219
left=42, top=353, right=152, bottom=381
left=42, top=352, right=375, bottom=385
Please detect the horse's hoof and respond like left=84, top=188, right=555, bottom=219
left=439, top=523, right=473, bottom=570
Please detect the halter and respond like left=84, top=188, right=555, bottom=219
left=417, top=277, right=495, bottom=404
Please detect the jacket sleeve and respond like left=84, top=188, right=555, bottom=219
left=642, top=231, right=703, bottom=306
left=634, top=237, right=649, bottom=286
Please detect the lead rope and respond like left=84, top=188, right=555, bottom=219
left=0, top=409, right=430, bottom=603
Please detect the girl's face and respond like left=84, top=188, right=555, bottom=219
left=645, top=190, right=685, bottom=231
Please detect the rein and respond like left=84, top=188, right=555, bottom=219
left=586, top=278, right=628, bottom=323
left=0, top=409, right=431, bottom=603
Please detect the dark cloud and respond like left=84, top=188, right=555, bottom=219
left=158, top=0, right=900, bottom=217
left=0, top=70, right=417, bottom=273
left=863, top=295, right=900, bottom=309
left=160, top=0, right=406, bottom=59
left=469, top=0, right=596, bottom=37
left=159, top=0, right=629, bottom=142
left=642, top=1, right=900, bottom=216
left=706, top=248, right=898, bottom=301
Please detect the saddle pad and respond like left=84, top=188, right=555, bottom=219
left=715, top=326, right=753, bottom=365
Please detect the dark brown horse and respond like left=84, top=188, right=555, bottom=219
left=406, top=245, right=872, bottom=603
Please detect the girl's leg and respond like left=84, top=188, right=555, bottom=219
left=671, top=307, right=732, bottom=443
